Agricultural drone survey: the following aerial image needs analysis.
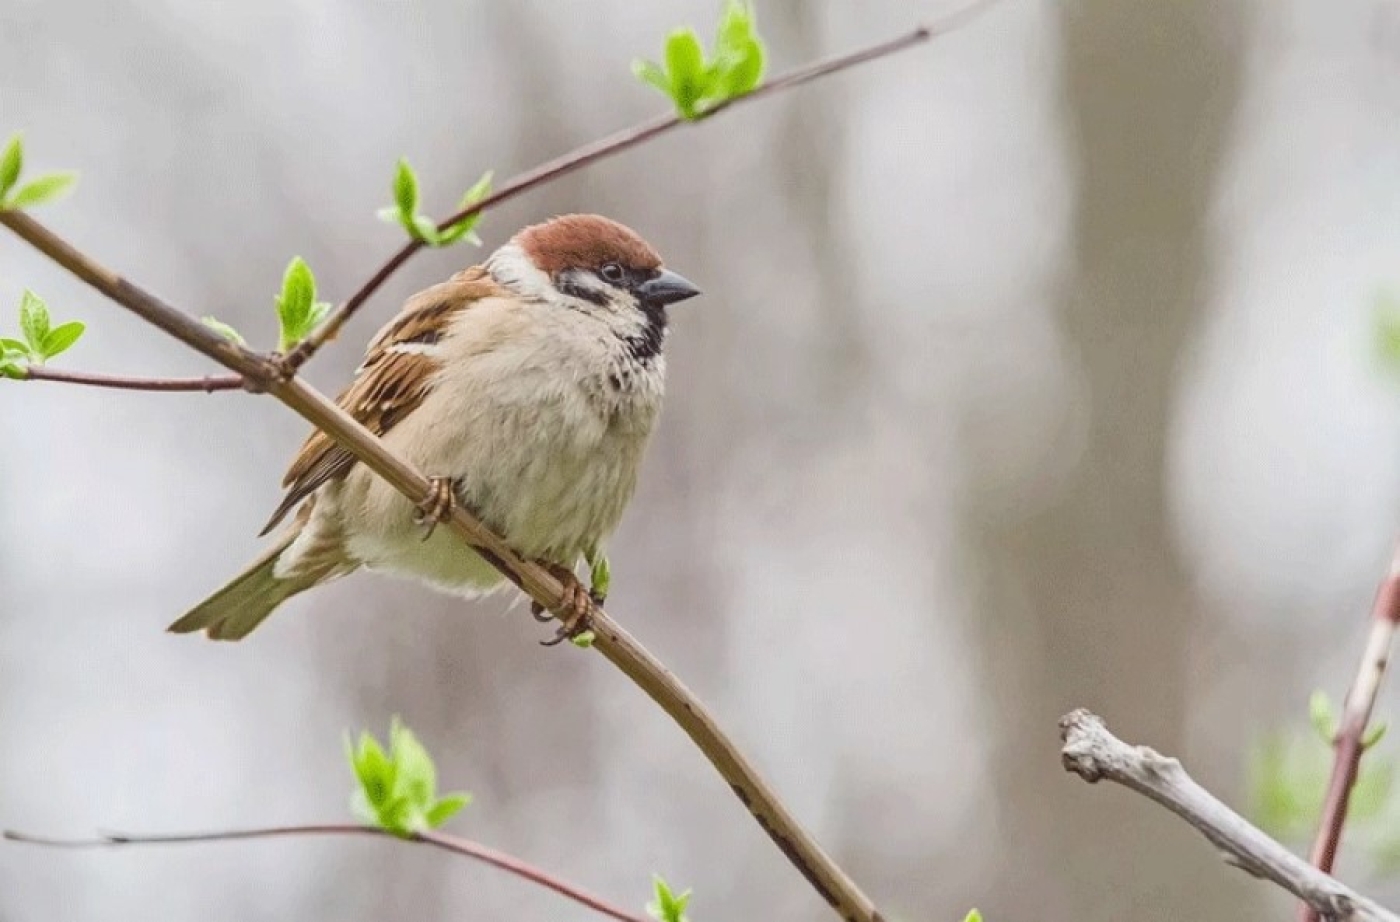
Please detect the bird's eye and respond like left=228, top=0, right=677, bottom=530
left=599, top=262, right=625, bottom=284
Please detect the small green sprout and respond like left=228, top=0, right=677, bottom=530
left=1, top=289, right=85, bottom=378
left=962, top=911, right=985, bottom=922
left=585, top=546, right=611, bottom=601
left=274, top=257, right=331, bottom=351
left=347, top=718, right=472, bottom=838
left=201, top=316, right=247, bottom=346
left=633, top=0, right=766, bottom=119
left=378, top=158, right=492, bottom=248
left=1309, top=689, right=1337, bottom=744
left=0, top=132, right=78, bottom=210
left=1249, top=693, right=1396, bottom=843
left=646, top=876, right=692, bottom=922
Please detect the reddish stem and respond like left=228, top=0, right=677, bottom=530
left=21, top=365, right=244, bottom=392
left=1299, top=543, right=1400, bottom=922
left=5, top=825, right=647, bottom=922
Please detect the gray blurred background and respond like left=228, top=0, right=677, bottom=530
left=4, top=0, right=1400, bottom=919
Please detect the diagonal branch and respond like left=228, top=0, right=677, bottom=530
left=19, top=365, right=244, bottom=392
left=283, top=10, right=1000, bottom=369
left=1300, top=542, right=1400, bottom=922
left=0, top=205, right=883, bottom=921
left=1059, top=709, right=1399, bottom=922
left=5, top=825, right=647, bottom=922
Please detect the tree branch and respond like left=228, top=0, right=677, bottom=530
left=283, top=12, right=992, bottom=369
left=1300, top=542, right=1400, bottom=922
left=1059, top=709, right=1399, bottom=922
left=0, top=207, right=883, bottom=920
left=5, top=825, right=646, bottom=922
left=19, top=365, right=244, bottom=392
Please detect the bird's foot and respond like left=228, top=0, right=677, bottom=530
left=413, top=476, right=457, bottom=541
left=531, top=561, right=595, bottom=646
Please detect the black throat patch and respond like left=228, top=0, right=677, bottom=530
left=622, top=303, right=668, bottom=363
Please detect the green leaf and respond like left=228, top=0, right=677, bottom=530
left=664, top=29, right=707, bottom=118
left=40, top=320, right=84, bottom=359
left=1309, top=690, right=1336, bottom=744
left=436, top=170, right=493, bottom=247
left=349, top=730, right=395, bottom=809
left=0, top=357, right=26, bottom=379
left=389, top=717, right=437, bottom=809
left=717, top=37, right=765, bottom=98
left=393, top=158, right=419, bottom=222
left=0, top=133, right=22, bottom=198
left=460, top=169, right=493, bottom=206
left=647, top=876, right=691, bottom=922
left=378, top=794, right=420, bottom=838
left=587, top=549, right=612, bottom=600
left=702, top=1, right=765, bottom=109
left=408, top=214, right=440, bottom=245
left=275, top=257, right=317, bottom=350
left=19, top=289, right=50, bottom=352
left=570, top=630, right=596, bottom=648
left=201, top=316, right=246, bottom=346
left=8, top=171, right=78, bottom=209
left=306, top=300, right=331, bottom=330
left=0, top=337, right=32, bottom=359
left=962, top=912, right=984, bottom=922
left=632, top=59, right=673, bottom=96
left=1365, top=721, right=1389, bottom=749
left=716, top=0, right=756, bottom=52
left=424, top=792, right=472, bottom=828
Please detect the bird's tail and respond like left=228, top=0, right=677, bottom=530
left=168, top=529, right=325, bottom=641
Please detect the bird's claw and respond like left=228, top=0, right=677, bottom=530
left=533, top=562, right=595, bottom=647
left=413, top=476, right=456, bottom=541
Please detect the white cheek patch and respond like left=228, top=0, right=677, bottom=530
left=487, top=243, right=556, bottom=301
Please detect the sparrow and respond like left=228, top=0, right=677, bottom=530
left=169, top=214, right=700, bottom=642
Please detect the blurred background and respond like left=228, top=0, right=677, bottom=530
left=4, top=0, right=1400, bottom=919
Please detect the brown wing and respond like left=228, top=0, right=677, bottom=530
left=258, top=266, right=502, bottom=535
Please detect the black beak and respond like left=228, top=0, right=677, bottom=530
left=636, top=269, right=701, bottom=307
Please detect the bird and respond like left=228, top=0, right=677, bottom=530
left=169, top=213, right=700, bottom=643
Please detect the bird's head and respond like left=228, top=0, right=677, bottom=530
left=487, top=214, right=700, bottom=356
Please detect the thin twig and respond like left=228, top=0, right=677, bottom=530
left=1300, top=543, right=1400, bottom=922
left=20, top=365, right=244, bottom=392
left=1059, top=710, right=1398, bottom=922
left=284, top=20, right=953, bottom=369
left=1, top=211, right=881, bottom=920
left=5, top=825, right=646, bottom=922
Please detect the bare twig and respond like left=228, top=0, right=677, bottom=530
left=284, top=18, right=968, bottom=368
left=1300, top=543, right=1400, bottom=922
left=1059, top=709, right=1399, bottom=922
left=5, top=825, right=646, bottom=922
left=20, top=365, right=244, bottom=392
left=0, top=207, right=882, bottom=920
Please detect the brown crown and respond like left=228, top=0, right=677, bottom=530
left=514, top=214, right=663, bottom=275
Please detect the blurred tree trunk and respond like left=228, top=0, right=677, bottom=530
left=967, top=2, right=1254, bottom=919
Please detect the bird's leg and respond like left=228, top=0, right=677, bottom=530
left=584, top=544, right=610, bottom=608
left=532, top=560, right=594, bottom=646
left=413, top=476, right=458, bottom=541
